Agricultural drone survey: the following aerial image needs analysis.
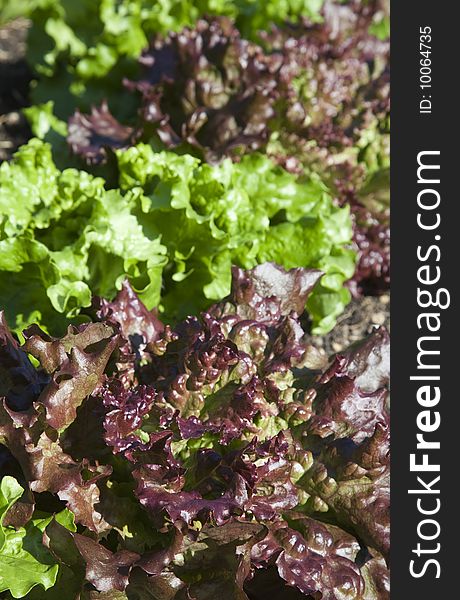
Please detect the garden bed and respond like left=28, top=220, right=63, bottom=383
left=0, top=6, right=390, bottom=598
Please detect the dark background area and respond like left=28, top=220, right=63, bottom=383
left=0, top=18, right=30, bottom=161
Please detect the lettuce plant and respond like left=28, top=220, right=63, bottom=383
left=0, top=138, right=354, bottom=335
left=0, top=264, right=389, bottom=598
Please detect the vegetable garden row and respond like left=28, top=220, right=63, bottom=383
left=0, top=1, right=390, bottom=598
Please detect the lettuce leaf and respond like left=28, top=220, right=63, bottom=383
left=116, top=144, right=355, bottom=333
left=0, top=477, right=76, bottom=598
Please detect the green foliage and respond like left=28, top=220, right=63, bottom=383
left=0, top=0, right=30, bottom=25
left=0, top=139, right=354, bottom=334
left=0, top=139, right=168, bottom=333
left=0, top=478, right=76, bottom=598
left=117, top=144, right=355, bottom=327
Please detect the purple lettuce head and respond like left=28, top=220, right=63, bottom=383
left=0, top=263, right=389, bottom=597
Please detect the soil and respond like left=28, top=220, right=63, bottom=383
left=311, top=293, right=390, bottom=357
left=0, top=18, right=390, bottom=352
left=0, top=18, right=31, bottom=161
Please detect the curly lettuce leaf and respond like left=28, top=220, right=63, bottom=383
left=0, top=478, right=79, bottom=598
